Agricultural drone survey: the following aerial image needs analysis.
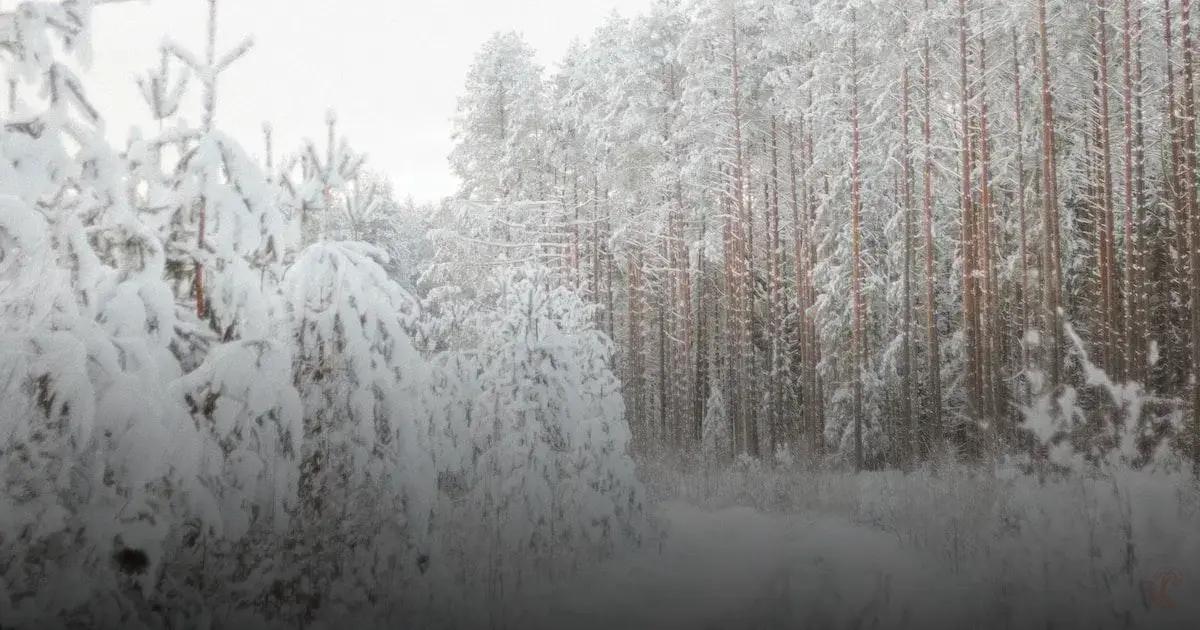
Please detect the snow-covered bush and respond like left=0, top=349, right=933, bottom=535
left=1020, top=315, right=1184, bottom=472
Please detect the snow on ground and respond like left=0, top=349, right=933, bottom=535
left=526, top=502, right=955, bottom=630
left=511, top=466, right=1200, bottom=630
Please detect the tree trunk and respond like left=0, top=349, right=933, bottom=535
left=850, top=12, right=866, bottom=471
left=923, top=0, right=943, bottom=456
left=1038, top=0, right=1064, bottom=387
left=901, top=65, right=916, bottom=468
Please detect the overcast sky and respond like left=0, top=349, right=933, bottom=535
left=88, top=0, right=653, bottom=203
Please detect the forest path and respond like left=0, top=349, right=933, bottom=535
left=524, top=502, right=962, bottom=629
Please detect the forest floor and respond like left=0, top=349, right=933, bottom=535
left=519, top=466, right=1200, bottom=630
left=526, top=501, right=954, bottom=629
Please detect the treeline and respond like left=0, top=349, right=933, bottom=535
left=449, top=0, right=1200, bottom=471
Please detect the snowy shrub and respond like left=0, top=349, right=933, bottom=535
left=1020, top=315, right=1184, bottom=472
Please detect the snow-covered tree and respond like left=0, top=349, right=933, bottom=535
left=97, top=3, right=309, bottom=624
left=701, top=386, right=732, bottom=465
left=468, top=266, right=646, bottom=594
left=0, top=2, right=183, bottom=624
left=450, top=32, right=550, bottom=202
left=275, top=111, right=366, bottom=248
left=3, top=0, right=672, bottom=626
left=279, top=241, right=435, bottom=623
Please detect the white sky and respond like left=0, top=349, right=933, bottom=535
left=88, top=0, right=653, bottom=203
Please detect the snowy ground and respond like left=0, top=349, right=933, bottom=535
left=510, top=466, right=1200, bottom=630
left=525, top=502, right=958, bottom=629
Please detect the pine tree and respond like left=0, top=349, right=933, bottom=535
left=450, top=32, right=549, bottom=203
left=2, top=3, right=189, bottom=623
left=282, top=241, right=434, bottom=624
left=468, top=267, right=646, bottom=601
